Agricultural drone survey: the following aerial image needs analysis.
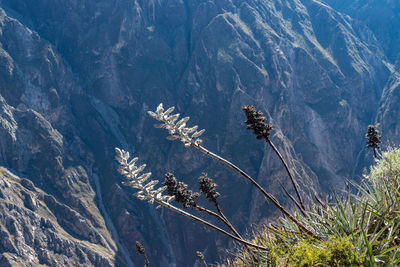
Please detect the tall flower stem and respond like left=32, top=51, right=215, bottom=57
left=278, top=181, right=306, bottom=217
left=195, top=205, right=242, bottom=240
left=193, top=144, right=321, bottom=240
left=266, top=139, right=306, bottom=211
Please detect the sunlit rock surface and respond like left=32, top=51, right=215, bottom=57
left=0, top=0, right=399, bottom=265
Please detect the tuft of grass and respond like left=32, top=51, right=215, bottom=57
left=230, top=147, right=400, bottom=266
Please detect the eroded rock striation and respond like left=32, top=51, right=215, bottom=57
left=0, top=0, right=399, bottom=265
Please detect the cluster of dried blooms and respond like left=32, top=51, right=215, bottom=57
left=163, top=173, right=199, bottom=209
left=198, top=172, right=220, bottom=204
left=135, top=241, right=149, bottom=267
left=366, top=124, right=381, bottom=158
left=242, top=105, right=272, bottom=140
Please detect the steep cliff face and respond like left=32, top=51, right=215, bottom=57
left=324, top=0, right=400, bottom=63
left=0, top=0, right=398, bottom=265
left=323, top=0, right=400, bottom=166
left=0, top=166, right=114, bottom=266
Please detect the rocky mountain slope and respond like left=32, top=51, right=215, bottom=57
left=0, top=0, right=399, bottom=265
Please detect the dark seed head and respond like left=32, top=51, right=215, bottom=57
left=136, top=241, right=146, bottom=255
left=163, top=173, right=199, bottom=208
left=366, top=125, right=381, bottom=149
left=198, top=173, right=220, bottom=203
left=242, top=105, right=272, bottom=141
left=196, top=251, right=205, bottom=261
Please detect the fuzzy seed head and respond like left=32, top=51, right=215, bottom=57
left=366, top=125, right=381, bottom=149
left=198, top=173, right=220, bottom=203
left=136, top=241, right=146, bottom=255
left=163, top=173, right=199, bottom=209
left=242, top=105, right=272, bottom=141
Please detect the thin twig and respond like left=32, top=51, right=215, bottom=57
left=278, top=181, right=306, bottom=217
left=204, top=203, right=258, bottom=259
left=159, top=200, right=269, bottom=250
left=314, top=193, right=327, bottom=210
left=266, top=139, right=306, bottom=211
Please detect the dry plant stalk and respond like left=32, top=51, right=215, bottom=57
left=115, top=147, right=268, bottom=250
left=146, top=103, right=319, bottom=239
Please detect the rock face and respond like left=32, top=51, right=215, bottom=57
left=0, top=167, right=114, bottom=266
left=0, top=0, right=399, bottom=265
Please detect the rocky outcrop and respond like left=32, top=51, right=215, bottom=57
left=0, top=166, right=114, bottom=266
left=0, top=0, right=399, bottom=265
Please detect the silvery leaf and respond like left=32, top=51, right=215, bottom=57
left=166, top=196, right=175, bottom=203
left=186, top=125, right=198, bottom=134
left=132, top=164, right=146, bottom=175
left=137, top=172, right=152, bottom=183
left=192, top=129, right=205, bottom=138
left=128, top=157, right=139, bottom=166
left=136, top=195, right=148, bottom=201
left=147, top=111, right=158, bottom=118
left=154, top=124, right=166, bottom=128
left=167, top=113, right=180, bottom=123
left=144, top=180, right=159, bottom=190
left=156, top=103, right=164, bottom=114
left=163, top=106, right=175, bottom=116
left=115, top=147, right=123, bottom=159
left=176, top=117, right=190, bottom=127
left=152, top=186, right=167, bottom=195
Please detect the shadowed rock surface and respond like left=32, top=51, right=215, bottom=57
left=0, top=0, right=399, bottom=265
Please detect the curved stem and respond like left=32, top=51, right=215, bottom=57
left=278, top=181, right=306, bottom=217
left=215, top=203, right=240, bottom=237
left=193, top=144, right=321, bottom=240
left=196, top=204, right=257, bottom=259
left=159, top=200, right=269, bottom=250
left=195, top=205, right=242, bottom=239
left=144, top=255, right=150, bottom=267
left=267, top=139, right=306, bottom=211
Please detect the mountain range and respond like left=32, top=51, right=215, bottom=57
left=0, top=0, right=399, bottom=265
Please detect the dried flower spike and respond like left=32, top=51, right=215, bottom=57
left=147, top=103, right=205, bottom=147
left=116, top=148, right=270, bottom=250
left=135, top=241, right=150, bottom=267
left=366, top=125, right=381, bottom=158
left=136, top=241, right=146, bottom=255
left=242, top=105, right=272, bottom=140
left=196, top=251, right=205, bottom=260
left=115, top=148, right=174, bottom=206
left=163, top=173, right=199, bottom=209
left=198, top=173, right=220, bottom=203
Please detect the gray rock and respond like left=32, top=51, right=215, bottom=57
left=0, top=0, right=399, bottom=265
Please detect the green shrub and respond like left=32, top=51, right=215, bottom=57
left=273, top=236, right=365, bottom=266
left=232, top=148, right=400, bottom=266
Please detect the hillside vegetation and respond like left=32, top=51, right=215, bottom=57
left=232, top=148, right=400, bottom=266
